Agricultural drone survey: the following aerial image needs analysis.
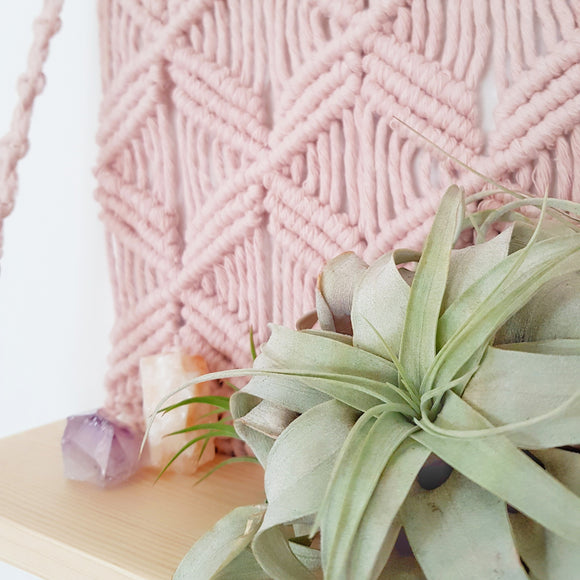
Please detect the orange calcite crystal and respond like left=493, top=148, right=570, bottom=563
left=140, top=352, right=216, bottom=474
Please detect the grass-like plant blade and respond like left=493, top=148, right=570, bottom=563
left=400, top=471, right=527, bottom=579
left=195, top=456, right=260, bottom=487
left=160, top=395, right=230, bottom=414
left=166, top=421, right=237, bottom=438
left=413, top=393, right=580, bottom=545
left=400, top=185, right=464, bottom=392
left=347, top=439, right=430, bottom=580
left=249, top=326, right=257, bottom=361
left=322, top=411, right=419, bottom=578
left=156, top=431, right=218, bottom=482
left=173, top=504, right=266, bottom=580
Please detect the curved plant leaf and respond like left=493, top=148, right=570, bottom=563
left=348, top=439, right=430, bottom=580
left=251, top=400, right=358, bottom=579
left=316, top=252, right=368, bottom=334
left=510, top=448, right=580, bottom=579
left=401, top=471, right=527, bottom=579
left=321, top=410, right=419, bottom=578
left=350, top=250, right=417, bottom=358
left=414, top=393, right=580, bottom=545
left=400, top=185, right=464, bottom=392
left=173, top=504, right=266, bottom=580
left=462, top=344, right=580, bottom=448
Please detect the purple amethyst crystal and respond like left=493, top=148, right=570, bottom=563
left=61, top=409, right=141, bottom=486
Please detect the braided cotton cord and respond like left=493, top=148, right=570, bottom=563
left=0, top=0, right=64, bottom=259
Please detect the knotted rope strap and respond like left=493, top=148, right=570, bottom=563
left=0, top=0, right=64, bottom=259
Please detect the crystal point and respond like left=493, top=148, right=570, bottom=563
left=140, top=352, right=216, bottom=474
left=61, top=409, right=141, bottom=486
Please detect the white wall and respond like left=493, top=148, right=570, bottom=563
left=0, top=3, right=111, bottom=576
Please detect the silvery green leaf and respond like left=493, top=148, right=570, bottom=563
left=442, top=226, right=512, bottom=314
left=350, top=250, right=417, bottom=358
left=252, top=526, right=318, bottom=580
left=401, top=185, right=464, bottom=391
left=301, top=329, right=354, bottom=345
left=253, top=400, right=357, bottom=579
left=263, top=400, right=358, bottom=527
left=437, top=234, right=580, bottom=350
left=241, top=367, right=407, bottom=414
left=239, top=373, right=330, bottom=415
left=233, top=400, right=299, bottom=467
left=496, top=339, right=580, bottom=355
left=478, top=198, right=580, bottom=242
left=414, top=393, right=580, bottom=545
left=533, top=448, right=580, bottom=492
left=262, top=325, right=398, bottom=386
left=427, top=234, right=580, bottom=393
left=495, top=271, right=580, bottom=344
left=462, top=344, right=580, bottom=448
left=229, top=391, right=272, bottom=466
left=290, top=542, right=321, bottom=572
left=400, top=471, right=527, bottom=580
left=314, top=407, right=376, bottom=554
left=212, top=547, right=271, bottom=580
left=174, top=504, right=266, bottom=580
left=378, top=550, right=425, bottom=580
left=237, top=400, right=299, bottom=439
left=316, top=252, right=368, bottom=334
left=511, top=513, right=580, bottom=580
left=510, top=448, right=580, bottom=579
left=348, top=440, right=431, bottom=580
left=321, top=410, right=419, bottom=578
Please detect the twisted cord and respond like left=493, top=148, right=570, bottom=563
left=0, top=0, right=64, bottom=259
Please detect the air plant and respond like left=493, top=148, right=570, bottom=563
left=155, top=184, right=580, bottom=579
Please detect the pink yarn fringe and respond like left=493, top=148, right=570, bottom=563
left=3, top=1, right=580, bottom=430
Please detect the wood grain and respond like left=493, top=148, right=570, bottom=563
left=0, top=422, right=265, bottom=579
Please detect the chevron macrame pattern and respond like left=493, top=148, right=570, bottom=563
left=91, top=0, right=580, bottom=429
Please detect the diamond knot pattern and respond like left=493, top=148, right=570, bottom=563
left=95, top=0, right=580, bottom=428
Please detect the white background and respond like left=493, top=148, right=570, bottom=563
left=0, top=3, right=111, bottom=578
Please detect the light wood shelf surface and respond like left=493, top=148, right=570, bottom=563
left=0, top=422, right=265, bottom=579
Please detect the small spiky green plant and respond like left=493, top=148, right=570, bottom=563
left=155, top=185, right=580, bottom=579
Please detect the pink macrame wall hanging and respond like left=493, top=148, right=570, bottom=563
left=2, top=0, right=580, bottom=430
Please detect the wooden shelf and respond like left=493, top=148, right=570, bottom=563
left=0, top=422, right=265, bottom=579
